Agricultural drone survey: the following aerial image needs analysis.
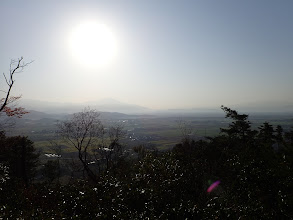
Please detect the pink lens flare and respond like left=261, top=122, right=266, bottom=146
left=207, top=180, right=221, bottom=193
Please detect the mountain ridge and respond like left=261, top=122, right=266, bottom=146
left=19, top=98, right=293, bottom=115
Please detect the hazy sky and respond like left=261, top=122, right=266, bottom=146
left=1, top=0, right=293, bottom=109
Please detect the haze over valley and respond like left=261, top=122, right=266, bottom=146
left=20, top=98, right=293, bottom=115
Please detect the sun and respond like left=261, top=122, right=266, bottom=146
left=69, top=21, right=117, bottom=69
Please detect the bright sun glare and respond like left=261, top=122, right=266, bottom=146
left=69, top=21, right=117, bottom=69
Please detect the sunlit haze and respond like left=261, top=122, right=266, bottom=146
left=1, top=0, right=293, bottom=111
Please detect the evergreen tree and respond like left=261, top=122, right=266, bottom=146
left=0, top=134, right=39, bottom=186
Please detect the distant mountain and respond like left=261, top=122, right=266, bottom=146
left=20, top=99, right=82, bottom=114
left=233, top=100, right=293, bottom=113
left=20, top=98, right=151, bottom=115
left=18, top=109, right=155, bottom=123
left=20, top=110, right=128, bottom=121
left=19, top=99, right=293, bottom=116
left=85, top=98, right=151, bottom=114
left=21, top=110, right=67, bottom=120
left=86, top=98, right=123, bottom=105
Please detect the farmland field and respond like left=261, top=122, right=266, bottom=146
left=8, top=112, right=293, bottom=153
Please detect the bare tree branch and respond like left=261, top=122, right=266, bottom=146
left=57, top=107, right=103, bottom=182
left=0, top=57, right=33, bottom=113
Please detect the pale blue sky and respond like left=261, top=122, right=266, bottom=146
left=1, top=0, right=292, bottom=109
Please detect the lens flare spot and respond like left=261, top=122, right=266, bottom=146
left=207, top=180, right=221, bottom=193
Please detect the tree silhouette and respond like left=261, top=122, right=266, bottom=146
left=57, top=107, right=103, bottom=182
left=0, top=134, right=39, bottom=186
left=220, top=105, right=257, bottom=141
left=0, top=57, right=32, bottom=132
left=0, top=57, right=32, bottom=116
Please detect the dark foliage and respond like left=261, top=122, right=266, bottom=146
left=0, top=107, right=293, bottom=219
left=0, top=133, right=39, bottom=186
